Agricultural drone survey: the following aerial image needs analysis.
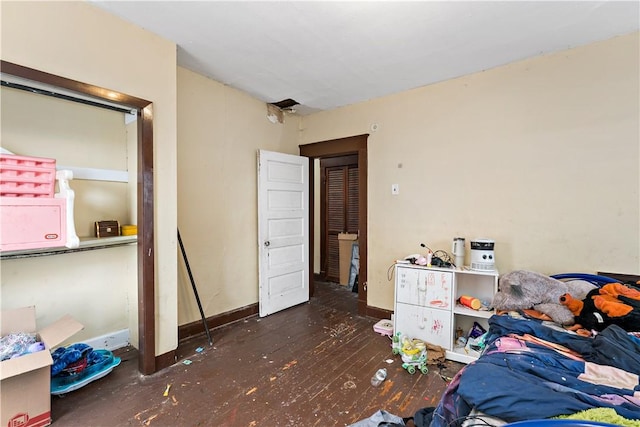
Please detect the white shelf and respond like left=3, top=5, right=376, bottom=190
left=393, top=263, right=498, bottom=365
left=446, top=348, right=481, bottom=364
left=453, top=304, right=494, bottom=319
left=56, top=165, right=128, bottom=182
left=457, top=267, right=499, bottom=276
left=77, top=235, right=136, bottom=247
left=1, top=235, right=137, bottom=259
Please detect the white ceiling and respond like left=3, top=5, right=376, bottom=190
left=91, top=1, right=639, bottom=115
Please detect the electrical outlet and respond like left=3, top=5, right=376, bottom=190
left=391, top=184, right=399, bottom=195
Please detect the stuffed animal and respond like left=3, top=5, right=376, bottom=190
left=560, top=282, right=640, bottom=332
left=492, top=270, right=596, bottom=325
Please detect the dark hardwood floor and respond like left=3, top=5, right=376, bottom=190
left=51, top=281, right=463, bottom=426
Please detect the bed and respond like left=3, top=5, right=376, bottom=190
left=428, top=273, right=640, bottom=427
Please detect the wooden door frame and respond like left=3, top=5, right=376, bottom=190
left=1, top=61, right=157, bottom=374
left=299, top=135, right=368, bottom=316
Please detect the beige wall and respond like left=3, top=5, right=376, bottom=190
left=176, top=67, right=300, bottom=325
left=1, top=1, right=178, bottom=354
left=302, top=33, right=640, bottom=310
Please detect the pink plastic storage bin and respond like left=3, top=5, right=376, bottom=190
left=0, top=154, right=56, bottom=198
left=0, top=196, right=67, bottom=251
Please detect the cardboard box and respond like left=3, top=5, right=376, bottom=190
left=337, top=233, right=358, bottom=285
left=1, top=307, right=83, bottom=427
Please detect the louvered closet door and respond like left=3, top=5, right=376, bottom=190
left=347, top=167, right=359, bottom=234
left=326, top=168, right=345, bottom=281
left=322, top=157, right=359, bottom=283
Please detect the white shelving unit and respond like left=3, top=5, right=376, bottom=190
left=393, top=263, right=498, bottom=364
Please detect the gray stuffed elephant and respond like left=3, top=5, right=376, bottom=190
left=492, top=270, right=596, bottom=325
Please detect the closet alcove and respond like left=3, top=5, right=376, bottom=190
left=0, top=60, right=158, bottom=374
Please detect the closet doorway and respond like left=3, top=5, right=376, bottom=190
left=299, top=134, right=368, bottom=316
left=1, top=60, right=157, bottom=375
left=321, top=155, right=359, bottom=283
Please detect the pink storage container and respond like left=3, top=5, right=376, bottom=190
left=0, top=196, right=67, bottom=251
left=0, top=154, right=56, bottom=198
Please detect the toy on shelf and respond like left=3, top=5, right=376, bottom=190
left=458, top=295, right=482, bottom=310
left=0, top=153, right=79, bottom=251
left=392, top=332, right=428, bottom=375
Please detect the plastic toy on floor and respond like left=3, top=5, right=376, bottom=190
left=392, top=333, right=428, bottom=375
left=50, top=343, right=121, bottom=395
left=373, top=319, right=394, bottom=337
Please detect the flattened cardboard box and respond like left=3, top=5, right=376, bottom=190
left=1, top=306, right=83, bottom=427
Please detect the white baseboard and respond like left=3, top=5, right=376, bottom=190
left=83, top=329, right=130, bottom=351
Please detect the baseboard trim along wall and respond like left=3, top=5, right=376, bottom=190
left=82, top=328, right=130, bottom=351
left=178, top=303, right=259, bottom=342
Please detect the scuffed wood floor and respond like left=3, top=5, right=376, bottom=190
left=52, top=282, right=463, bottom=426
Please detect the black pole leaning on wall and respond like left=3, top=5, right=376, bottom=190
left=177, top=229, right=213, bottom=346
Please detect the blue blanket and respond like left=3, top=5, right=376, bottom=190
left=430, top=315, right=640, bottom=426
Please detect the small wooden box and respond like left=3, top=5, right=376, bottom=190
left=95, top=220, right=120, bottom=238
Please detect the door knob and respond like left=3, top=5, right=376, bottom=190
left=264, top=241, right=270, bottom=247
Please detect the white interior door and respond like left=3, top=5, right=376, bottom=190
left=258, top=150, right=309, bottom=317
